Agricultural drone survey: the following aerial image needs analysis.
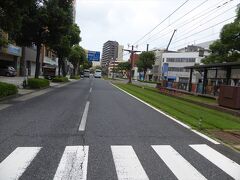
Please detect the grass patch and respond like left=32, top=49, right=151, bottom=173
left=0, top=82, right=18, bottom=98
left=27, top=78, right=50, bottom=89
left=114, top=83, right=240, bottom=130
left=183, top=94, right=217, bottom=104
left=52, top=76, right=69, bottom=82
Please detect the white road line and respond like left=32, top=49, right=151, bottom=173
left=89, top=87, right=92, bottom=93
left=0, top=104, right=11, bottom=111
left=0, top=147, right=41, bottom=180
left=190, top=144, right=240, bottom=180
left=111, top=146, right=149, bottom=180
left=152, top=145, right=206, bottom=180
left=78, top=101, right=90, bottom=131
left=53, top=146, right=89, bottom=180
left=111, top=83, right=220, bottom=144
left=191, top=130, right=219, bottom=144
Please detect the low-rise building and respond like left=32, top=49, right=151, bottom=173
left=108, top=60, right=122, bottom=78
left=162, top=51, right=205, bottom=90
left=40, top=45, right=58, bottom=74
left=130, top=54, right=140, bottom=80
left=0, top=44, right=22, bottom=76
left=21, top=46, right=37, bottom=76
left=146, top=42, right=213, bottom=89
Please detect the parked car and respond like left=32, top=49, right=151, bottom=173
left=42, top=66, right=56, bottom=79
left=0, top=66, right=17, bottom=77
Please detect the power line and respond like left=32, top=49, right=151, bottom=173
left=132, top=0, right=190, bottom=45
left=171, top=31, right=220, bottom=49
left=170, top=16, right=236, bottom=46
left=140, top=0, right=209, bottom=45
left=140, top=0, right=235, bottom=46
left=172, top=5, right=237, bottom=42
left=172, top=0, right=231, bottom=31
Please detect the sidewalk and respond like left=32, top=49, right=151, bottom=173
left=0, top=75, right=76, bottom=88
left=0, top=76, right=80, bottom=101
left=0, top=76, right=26, bottom=88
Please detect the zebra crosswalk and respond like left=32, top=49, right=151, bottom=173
left=0, top=147, right=41, bottom=180
left=0, top=144, right=239, bottom=180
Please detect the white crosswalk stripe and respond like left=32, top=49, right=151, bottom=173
left=0, top=144, right=239, bottom=180
left=0, top=147, right=41, bottom=180
left=152, top=145, right=207, bottom=180
left=111, top=146, right=149, bottom=180
left=53, top=146, right=89, bottom=180
left=190, top=144, right=240, bottom=180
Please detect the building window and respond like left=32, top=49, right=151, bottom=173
left=168, top=67, right=190, bottom=72
left=166, top=58, right=196, bottom=62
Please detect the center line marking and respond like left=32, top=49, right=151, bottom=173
left=89, top=88, right=92, bottom=93
left=78, top=101, right=90, bottom=131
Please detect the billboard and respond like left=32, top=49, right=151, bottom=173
left=162, top=63, right=169, bottom=77
left=87, top=50, right=100, bottom=62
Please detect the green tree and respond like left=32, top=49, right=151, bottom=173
left=117, top=61, right=131, bottom=72
left=94, top=65, right=102, bottom=70
left=13, top=0, right=49, bottom=78
left=202, top=8, right=240, bottom=64
left=46, top=0, right=81, bottom=76
left=82, top=60, right=92, bottom=69
left=69, top=45, right=86, bottom=75
left=137, top=51, right=155, bottom=80
left=0, top=0, right=32, bottom=46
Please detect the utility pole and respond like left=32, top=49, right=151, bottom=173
left=146, top=44, right=149, bottom=52
left=123, top=45, right=141, bottom=83
left=166, top=29, right=177, bottom=51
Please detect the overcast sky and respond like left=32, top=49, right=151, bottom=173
left=75, top=0, right=239, bottom=60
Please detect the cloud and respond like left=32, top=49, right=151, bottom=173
left=75, top=0, right=239, bottom=60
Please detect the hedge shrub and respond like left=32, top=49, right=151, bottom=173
left=52, top=76, right=69, bottom=82
left=0, top=82, right=18, bottom=98
left=27, top=78, right=50, bottom=89
left=70, top=75, right=80, bottom=79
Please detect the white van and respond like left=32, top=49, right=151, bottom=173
left=84, top=69, right=90, bottom=77
left=94, top=69, right=102, bottom=78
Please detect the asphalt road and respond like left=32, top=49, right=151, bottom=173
left=0, top=78, right=239, bottom=180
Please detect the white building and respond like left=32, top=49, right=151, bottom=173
left=147, top=41, right=213, bottom=83
left=152, top=49, right=165, bottom=81
left=162, top=51, right=204, bottom=84
left=117, top=45, right=124, bottom=61
left=92, top=61, right=101, bottom=67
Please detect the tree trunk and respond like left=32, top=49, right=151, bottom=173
left=62, top=60, right=66, bottom=77
left=76, top=62, right=79, bottom=75
left=58, top=57, right=61, bottom=76
left=73, top=66, right=76, bottom=76
left=35, top=44, right=41, bottom=78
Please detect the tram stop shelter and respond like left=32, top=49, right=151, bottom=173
left=185, top=62, right=240, bottom=96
